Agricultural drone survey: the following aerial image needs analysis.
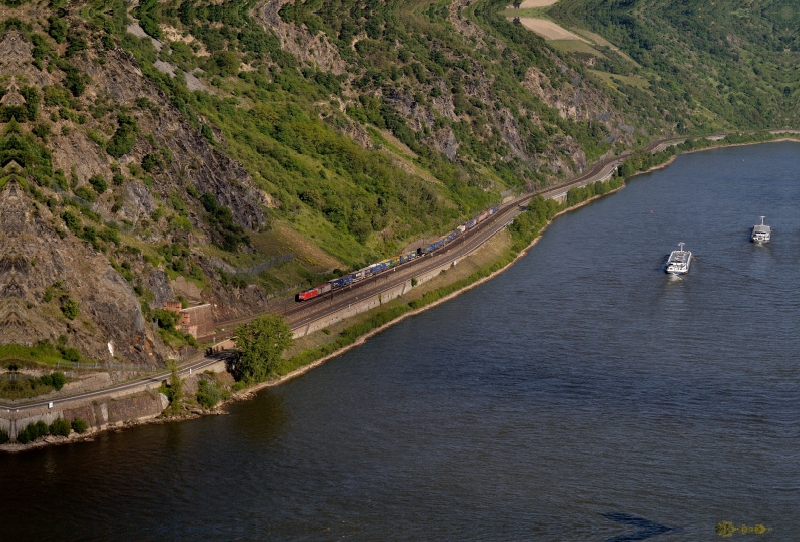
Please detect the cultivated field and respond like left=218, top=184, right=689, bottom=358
left=518, top=18, right=588, bottom=41
left=519, top=0, right=559, bottom=8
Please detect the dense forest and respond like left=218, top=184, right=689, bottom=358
left=549, top=0, right=800, bottom=130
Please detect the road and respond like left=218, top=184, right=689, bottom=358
left=0, top=352, right=232, bottom=412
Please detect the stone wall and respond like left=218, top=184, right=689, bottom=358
left=292, top=256, right=457, bottom=339
left=1, top=391, right=169, bottom=441
left=181, top=304, right=214, bottom=337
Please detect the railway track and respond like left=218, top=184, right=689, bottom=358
left=201, top=136, right=699, bottom=341
left=3, top=133, right=789, bottom=414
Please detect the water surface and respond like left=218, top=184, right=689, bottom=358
left=3, top=142, right=800, bottom=541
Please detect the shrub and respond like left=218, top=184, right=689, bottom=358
left=50, top=417, right=71, bottom=437
left=88, top=174, right=108, bottom=194
left=141, top=153, right=163, bottom=172
left=36, top=420, right=49, bottom=437
left=71, top=418, right=88, bottom=433
left=61, top=210, right=82, bottom=235
left=32, top=123, right=51, bottom=141
left=48, top=17, right=68, bottom=43
left=106, top=114, right=138, bottom=158
left=16, top=428, right=31, bottom=444
left=50, top=372, right=66, bottom=390
left=74, top=185, right=97, bottom=203
left=152, top=309, right=179, bottom=329
left=39, top=372, right=65, bottom=389
left=0, top=428, right=8, bottom=444
left=61, top=298, right=80, bottom=320
left=62, top=348, right=80, bottom=362
left=214, top=51, right=239, bottom=77
left=196, top=378, right=230, bottom=409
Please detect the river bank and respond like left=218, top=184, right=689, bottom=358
left=252, top=133, right=800, bottom=392
left=242, top=184, right=628, bottom=396
left=3, top=135, right=797, bottom=450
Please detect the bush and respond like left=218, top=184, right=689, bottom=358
left=18, top=420, right=49, bottom=443
left=152, top=309, right=179, bottom=329
left=61, top=298, right=80, bottom=320
left=62, top=210, right=82, bottom=235
left=88, top=175, right=108, bottom=194
left=62, top=348, right=80, bottom=362
left=36, top=420, right=49, bottom=437
left=0, top=428, right=8, bottom=444
left=141, top=153, right=163, bottom=172
left=16, top=427, right=31, bottom=444
left=74, top=185, right=97, bottom=203
left=71, top=418, right=88, bottom=433
left=50, top=417, right=71, bottom=437
left=196, top=378, right=230, bottom=409
left=38, top=372, right=65, bottom=390
left=106, top=114, right=138, bottom=158
left=51, top=372, right=66, bottom=390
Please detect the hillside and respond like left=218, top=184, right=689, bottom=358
left=0, top=0, right=789, bottom=364
left=548, top=0, right=800, bottom=130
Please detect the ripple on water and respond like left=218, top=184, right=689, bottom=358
left=3, top=143, right=800, bottom=540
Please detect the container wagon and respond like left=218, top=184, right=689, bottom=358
left=328, top=275, right=354, bottom=289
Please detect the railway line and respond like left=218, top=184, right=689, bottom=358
left=200, top=137, right=692, bottom=341
left=2, top=134, right=712, bottom=413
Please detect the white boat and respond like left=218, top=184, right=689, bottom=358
left=665, top=243, right=692, bottom=275
left=751, top=216, right=771, bottom=244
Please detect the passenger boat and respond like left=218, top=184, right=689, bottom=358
left=665, top=243, right=692, bottom=275
left=751, top=216, right=771, bottom=244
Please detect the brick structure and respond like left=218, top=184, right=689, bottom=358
left=163, top=301, right=182, bottom=314
left=179, top=304, right=214, bottom=338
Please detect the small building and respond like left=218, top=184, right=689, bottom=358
left=163, top=301, right=182, bottom=314
left=178, top=304, right=214, bottom=338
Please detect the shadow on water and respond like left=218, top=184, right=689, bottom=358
left=602, top=513, right=679, bottom=542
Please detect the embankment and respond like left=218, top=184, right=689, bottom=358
left=238, top=183, right=627, bottom=396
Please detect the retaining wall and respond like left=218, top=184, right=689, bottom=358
left=0, top=391, right=169, bottom=441
left=293, top=255, right=458, bottom=339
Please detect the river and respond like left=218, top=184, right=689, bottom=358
left=3, top=142, right=800, bottom=541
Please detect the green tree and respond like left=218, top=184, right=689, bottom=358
left=233, top=315, right=293, bottom=382
left=152, top=308, right=179, bottom=329
left=50, top=371, right=66, bottom=390
left=163, top=359, right=183, bottom=413
left=213, top=51, right=240, bottom=77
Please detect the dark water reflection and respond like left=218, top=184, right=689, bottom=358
left=3, top=142, right=800, bottom=541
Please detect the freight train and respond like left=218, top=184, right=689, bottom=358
left=296, top=205, right=500, bottom=301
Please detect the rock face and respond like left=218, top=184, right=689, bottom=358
left=0, top=24, right=272, bottom=362
left=0, top=179, right=161, bottom=363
